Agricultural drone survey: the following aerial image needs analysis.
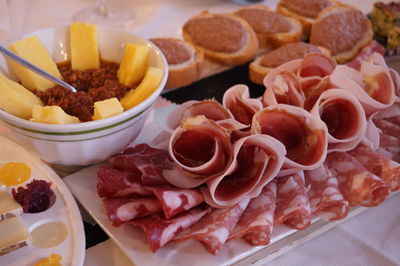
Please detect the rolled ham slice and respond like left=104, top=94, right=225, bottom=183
left=274, top=172, right=311, bottom=230
left=164, top=116, right=233, bottom=188
left=131, top=206, right=212, bottom=252
left=325, top=152, right=389, bottom=207
left=222, top=84, right=262, bottom=126
left=173, top=198, right=250, bottom=255
left=251, top=104, right=327, bottom=175
left=374, top=118, right=400, bottom=140
left=361, top=114, right=381, bottom=150
left=330, top=54, right=395, bottom=115
left=145, top=186, right=204, bottom=219
left=201, top=134, right=285, bottom=207
left=377, top=133, right=400, bottom=162
left=304, top=165, right=349, bottom=220
left=348, top=145, right=400, bottom=191
left=97, top=165, right=152, bottom=198
left=108, top=144, right=171, bottom=186
left=103, top=197, right=162, bottom=226
left=346, top=40, right=385, bottom=70
left=374, top=103, right=400, bottom=126
left=309, top=88, right=366, bottom=152
left=228, top=181, right=277, bottom=245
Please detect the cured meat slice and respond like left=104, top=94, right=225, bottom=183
left=166, top=99, right=246, bottom=131
left=309, top=88, right=366, bottom=152
left=374, top=119, right=400, bottom=140
left=173, top=198, right=250, bottom=255
left=145, top=186, right=203, bottom=219
left=346, top=40, right=385, bottom=70
left=131, top=206, right=211, bottom=252
left=103, top=197, right=162, bottom=226
left=222, top=84, right=262, bottom=125
left=274, top=172, right=311, bottom=230
left=228, top=181, right=277, bottom=245
left=325, top=152, right=390, bottom=207
left=374, top=103, right=400, bottom=126
left=330, top=54, right=395, bottom=115
left=377, top=133, right=400, bottom=162
left=108, top=144, right=172, bottom=186
left=165, top=116, right=233, bottom=188
left=361, top=114, right=381, bottom=150
left=262, top=71, right=305, bottom=108
left=304, top=165, right=349, bottom=220
left=96, top=165, right=152, bottom=198
left=348, top=145, right=400, bottom=191
left=202, top=134, right=285, bottom=207
left=298, top=53, right=336, bottom=79
left=252, top=104, right=327, bottom=175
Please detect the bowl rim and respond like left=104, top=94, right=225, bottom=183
left=0, top=24, right=168, bottom=133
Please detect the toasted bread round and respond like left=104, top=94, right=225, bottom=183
left=310, top=4, right=373, bottom=63
left=234, top=5, right=303, bottom=50
left=277, top=0, right=334, bottom=38
left=182, top=11, right=259, bottom=66
left=150, top=38, right=204, bottom=89
left=249, top=42, right=331, bottom=84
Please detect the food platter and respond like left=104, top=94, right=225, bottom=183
left=0, top=135, right=85, bottom=266
left=64, top=104, right=399, bottom=266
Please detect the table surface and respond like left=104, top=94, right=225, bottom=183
left=0, top=0, right=399, bottom=265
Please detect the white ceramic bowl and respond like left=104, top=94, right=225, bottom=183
left=0, top=25, right=168, bottom=166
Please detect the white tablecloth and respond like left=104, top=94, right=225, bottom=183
left=0, top=0, right=398, bottom=265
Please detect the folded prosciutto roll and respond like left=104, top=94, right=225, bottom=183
left=304, top=165, right=349, bottom=220
left=228, top=181, right=277, bottom=245
left=131, top=206, right=212, bottom=252
left=348, top=145, right=400, bottom=191
left=103, top=197, right=162, bottom=226
left=330, top=53, right=395, bottom=115
left=374, top=119, right=400, bottom=140
left=173, top=198, right=250, bottom=255
left=309, top=89, right=367, bottom=152
left=164, top=116, right=233, bottom=188
left=374, top=103, right=400, bottom=126
left=201, top=134, right=285, bottom=207
left=377, top=133, right=400, bottom=162
left=252, top=104, right=327, bottom=175
left=108, top=144, right=172, bottom=186
left=325, top=152, right=389, bottom=207
left=222, top=84, right=262, bottom=126
left=274, top=172, right=311, bottom=230
left=145, top=186, right=204, bottom=219
left=346, top=40, right=385, bottom=70
left=166, top=99, right=246, bottom=131
left=97, top=165, right=152, bottom=198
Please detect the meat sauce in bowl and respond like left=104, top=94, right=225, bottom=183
left=34, top=61, right=134, bottom=122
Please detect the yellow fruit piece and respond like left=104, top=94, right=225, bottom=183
left=92, top=97, right=124, bottom=120
left=70, top=22, right=100, bottom=70
left=117, top=43, right=150, bottom=86
left=31, top=105, right=80, bottom=124
left=8, top=36, right=62, bottom=91
left=34, top=253, right=62, bottom=266
left=0, top=73, right=43, bottom=119
left=120, top=67, right=163, bottom=110
left=0, top=162, right=31, bottom=186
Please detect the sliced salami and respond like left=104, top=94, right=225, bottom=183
left=96, top=165, right=152, bottom=198
left=131, top=206, right=212, bottom=252
left=348, top=145, right=400, bottom=191
left=145, top=186, right=204, bottom=219
left=377, top=133, right=400, bottom=162
left=173, top=198, right=250, bottom=255
left=325, top=152, right=390, bottom=207
left=103, top=197, right=162, bottom=226
left=228, top=181, right=277, bottom=245
left=108, top=144, right=172, bottom=186
left=374, top=119, right=400, bottom=140
left=304, top=165, right=349, bottom=220
left=274, top=172, right=311, bottom=230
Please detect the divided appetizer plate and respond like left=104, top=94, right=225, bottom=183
left=0, top=135, right=85, bottom=266
left=64, top=105, right=397, bottom=266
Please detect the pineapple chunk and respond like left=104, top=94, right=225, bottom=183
left=31, top=106, right=80, bottom=124
left=92, top=97, right=123, bottom=120
left=8, top=36, right=62, bottom=91
left=117, top=43, right=150, bottom=86
left=70, top=22, right=100, bottom=70
left=120, top=67, right=163, bottom=110
left=0, top=73, right=43, bottom=119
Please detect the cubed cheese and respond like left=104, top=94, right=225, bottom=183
left=92, top=97, right=124, bottom=120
